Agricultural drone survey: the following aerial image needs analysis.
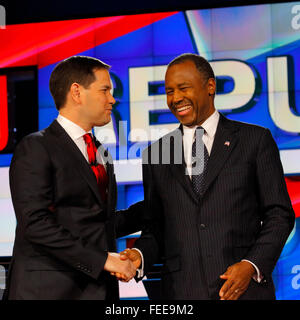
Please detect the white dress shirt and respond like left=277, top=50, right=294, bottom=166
left=56, top=114, right=105, bottom=167
left=183, top=109, right=219, bottom=178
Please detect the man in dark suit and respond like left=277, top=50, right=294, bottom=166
left=4, top=56, right=143, bottom=300
left=119, top=53, right=295, bottom=300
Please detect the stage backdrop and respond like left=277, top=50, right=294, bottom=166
left=0, top=1, right=300, bottom=300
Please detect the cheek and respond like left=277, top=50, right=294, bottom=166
left=166, top=97, right=173, bottom=108
left=99, top=95, right=108, bottom=106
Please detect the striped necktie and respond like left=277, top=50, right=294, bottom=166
left=191, top=126, right=209, bottom=195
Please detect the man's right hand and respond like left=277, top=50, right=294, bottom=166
left=120, top=249, right=142, bottom=269
left=110, top=249, right=142, bottom=281
left=104, top=252, right=137, bottom=282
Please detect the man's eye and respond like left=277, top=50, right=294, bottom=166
left=166, top=91, right=173, bottom=95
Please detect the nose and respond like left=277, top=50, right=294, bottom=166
left=109, top=92, right=116, bottom=105
left=173, top=89, right=184, bottom=105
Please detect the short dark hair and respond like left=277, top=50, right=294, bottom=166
left=49, top=56, right=111, bottom=110
left=168, top=53, right=215, bottom=81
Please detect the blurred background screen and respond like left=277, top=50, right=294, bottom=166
left=0, top=0, right=299, bottom=300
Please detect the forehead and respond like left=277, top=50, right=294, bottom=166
left=165, top=60, right=204, bottom=85
left=92, top=68, right=111, bottom=86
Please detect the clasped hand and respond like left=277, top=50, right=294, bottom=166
left=104, top=249, right=142, bottom=282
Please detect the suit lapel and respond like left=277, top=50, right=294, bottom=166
left=95, top=139, right=116, bottom=214
left=170, top=164, right=199, bottom=204
left=168, top=127, right=200, bottom=204
left=48, top=120, right=103, bottom=205
left=201, top=114, right=239, bottom=196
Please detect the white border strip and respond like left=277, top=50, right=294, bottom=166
left=280, top=149, right=300, bottom=175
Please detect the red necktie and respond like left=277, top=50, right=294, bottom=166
left=83, top=133, right=108, bottom=202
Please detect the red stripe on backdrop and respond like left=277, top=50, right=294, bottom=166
left=286, top=177, right=300, bottom=218
left=0, top=76, right=8, bottom=151
left=0, top=12, right=178, bottom=69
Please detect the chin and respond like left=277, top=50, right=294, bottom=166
left=179, top=118, right=195, bottom=127
left=103, top=118, right=112, bottom=126
left=96, top=118, right=111, bottom=127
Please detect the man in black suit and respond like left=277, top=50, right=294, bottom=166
left=4, top=56, right=143, bottom=300
left=119, top=53, right=295, bottom=300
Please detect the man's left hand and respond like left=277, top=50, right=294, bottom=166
left=219, top=261, right=255, bottom=300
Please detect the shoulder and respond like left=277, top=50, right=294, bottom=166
left=225, top=116, right=267, bottom=132
left=144, top=128, right=182, bottom=150
left=223, top=116, right=271, bottom=140
left=16, top=120, right=58, bottom=149
left=17, top=129, right=47, bottom=148
left=142, top=127, right=182, bottom=158
left=12, top=128, right=51, bottom=163
left=221, top=117, right=277, bottom=157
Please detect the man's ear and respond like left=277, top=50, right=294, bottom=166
left=70, top=83, right=82, bottom=104
left=207, top=78, right=216, bottom=96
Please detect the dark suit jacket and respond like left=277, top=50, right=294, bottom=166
left=135, top=114, right=295, bottom=300
left=3, top=120, right=143, bottom=300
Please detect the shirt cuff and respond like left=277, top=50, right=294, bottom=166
left=132, top=248, right=144, bottom=279
left=242, top=259, right=263, bottom=283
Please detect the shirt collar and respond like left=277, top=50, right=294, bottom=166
left=57, top=114, right=92, bottom=141
left=182, top=110, right=220, bottom=138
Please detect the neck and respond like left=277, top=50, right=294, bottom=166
left=59, top=109, right=92, bottom=132
left=184, top=107, right=216, bottom=128
left=198, top=106, right=216, bottom=126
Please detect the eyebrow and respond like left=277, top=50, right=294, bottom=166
left=100, top=84, right=112, bottom=90
left=165, top=82, right=191, bottom=90
left=178, top=82, right=191, bottom=86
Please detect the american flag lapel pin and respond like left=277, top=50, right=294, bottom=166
left=224, top=141, right=230, bottom=147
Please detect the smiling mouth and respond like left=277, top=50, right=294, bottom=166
left=175, top=104, right=192, bottom=115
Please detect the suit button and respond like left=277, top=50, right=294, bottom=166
left=200, top=224, right=206, bottom=229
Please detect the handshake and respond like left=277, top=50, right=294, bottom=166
left=103, top=249, right=142, bottom=282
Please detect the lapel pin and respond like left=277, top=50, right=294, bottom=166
left=224, top=141, right=230, bottom=147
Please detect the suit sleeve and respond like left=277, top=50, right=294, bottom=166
left=10, top=134, right=108, bottom=280
left=115, top=200, right=145, bottom=238
left=244, top=128, right=295, bottom=277
left=132, top=149, right=165, bottom=276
